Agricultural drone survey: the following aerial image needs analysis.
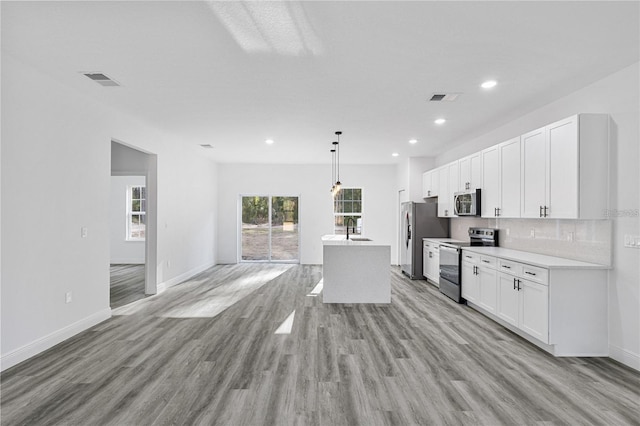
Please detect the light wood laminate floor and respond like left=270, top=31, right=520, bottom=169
left=2, top=264, right=639, bottom=425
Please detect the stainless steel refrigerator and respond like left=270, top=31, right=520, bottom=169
left=400, top=201, right=449, bottom=279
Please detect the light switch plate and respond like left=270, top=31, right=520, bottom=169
left=81, top=227, right=88, bottom=238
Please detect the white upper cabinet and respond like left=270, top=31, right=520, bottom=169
left=521, top=114, right=609, bottom=219
left=437, top=161, right=458, bottom=217
left=499, top=137, right=522, bottom=218
left=521, top=126, right=547, bottom=218
left=421, top=113, right=608, bottom=220
left=481, top=145, right=500, bottom=217
left=422, top=169, right=439, bottom=198
left=458, top=152, right=482, bottom=191
left=437, top=166, right=449, bottom=217
left=482, top=137, right=521, bottom=218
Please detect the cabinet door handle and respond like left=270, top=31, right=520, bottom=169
left=494, top=207, right=497, bottom=217
left=517, top=279, right=521, bottom=291
left=427, top=190, right=431, bottom=196
left=502, top=264, right=511, bottom=269
left=525, top=271, right=536, bottom=276
left=513, top=278, right=517, bottom=290
left=539, top=205, right=543, bottom=218
left=465, top=255, right=473, bottom=259
left=445, top=209, right=448, bottom=216
left=482, top=260, right=490, bottom=264
left=544, top=206, right=549, bottom=217
left=496, top=207, right=501, bottom=217
left=429, top=252, right=433, bottom=258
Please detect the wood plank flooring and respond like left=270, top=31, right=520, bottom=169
left=110, top=264, right=146, bottom=309
left=2, top=264, right=639, bottom=425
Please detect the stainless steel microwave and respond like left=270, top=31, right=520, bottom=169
left=453, top=189, right=481, bottom=216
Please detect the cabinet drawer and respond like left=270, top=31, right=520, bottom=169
left=479, top=256, right=497, bottom=269
left=462, top=251, right=478, bottom=264
left=498, top=259, right=521, bottom=275
left=522, top=264, right=549, bottom=285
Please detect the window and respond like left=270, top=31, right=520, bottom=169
left=240, top=195, right=299, bottom=262
left=127, top=186, right=146, bottom=240
left=334, top=188, right=362, bottom=235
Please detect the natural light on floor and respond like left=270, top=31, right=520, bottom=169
left=306, top=278, right=323, bottom=297
left=274, top=310, right=296, bottom=335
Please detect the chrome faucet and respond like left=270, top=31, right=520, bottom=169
left=344, top=217, right=356, bottom=240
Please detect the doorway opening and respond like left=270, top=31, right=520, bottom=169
left=110, top=141, right=158, bottom=308
left=240, top=195, right=299, bottom=262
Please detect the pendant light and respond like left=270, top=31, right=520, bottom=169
left=334, top=131, right=342, bottom=194
left=330, top=147, right=336, bottom=193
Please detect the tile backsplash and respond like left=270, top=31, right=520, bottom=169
left=450, top=217, right=612, bottom=266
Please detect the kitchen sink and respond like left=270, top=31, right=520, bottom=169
left=349, top=237, right=372, bottom=241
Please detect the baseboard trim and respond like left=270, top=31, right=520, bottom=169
left=157, top=261, right=216, bottom=293
left=110, top=259, right=145, bottom=265
left=1, top=308, right=112, bottom=372
left=609, top=344, right=640, bottom=371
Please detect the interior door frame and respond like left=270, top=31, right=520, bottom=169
left=237, top=194, right=301, bottom=264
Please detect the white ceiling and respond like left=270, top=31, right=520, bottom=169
left=2, top=1, right=639, bottom=164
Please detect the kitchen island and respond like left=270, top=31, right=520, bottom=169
left=322, top=235, right=391, bottom=303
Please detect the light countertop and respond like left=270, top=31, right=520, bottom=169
left=321, top=235, right=389, bottom=247
left=462, top=246, right=610, bottom=270
left=422, top=238, right=467, bottom=244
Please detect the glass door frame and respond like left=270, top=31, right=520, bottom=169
left=238, top=194, right=301, bottom=264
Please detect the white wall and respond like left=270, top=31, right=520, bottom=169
left=434, top=62, right=640, bottom=370
left=217, top=164, right=398, bottom=265
left=1, top=54, right=218, bottom=370
left=109, top=176, right=146, bottom=264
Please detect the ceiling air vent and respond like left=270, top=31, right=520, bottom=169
left=82, top=72, right=120, bottom=87
left=200, top=144, right=214, bottom=149
left=430, top=93, right=460, bottom=102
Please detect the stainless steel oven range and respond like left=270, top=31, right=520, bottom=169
left=438, top=227, right=498, bottom=303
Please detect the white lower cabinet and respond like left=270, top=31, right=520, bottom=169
left=462, top=253, right=496, bottom=312
left=422, top=241, right=440, bottom=284
left=461, top=260, right=479, bottom=303
left=497, top=272, right=548, bottom=343
left=477, top=263, right=497, bottom=314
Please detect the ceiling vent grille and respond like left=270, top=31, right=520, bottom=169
left=430, top=93, right=460, bottom=102
left=82, top=72, right=120, bottom=87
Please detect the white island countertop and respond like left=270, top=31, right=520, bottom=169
left=463, top=246, right=610, bottom=270
left=321, top=234, right=386, bottom=246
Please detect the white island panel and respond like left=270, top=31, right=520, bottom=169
left=322, top=237, right=390, bottom=304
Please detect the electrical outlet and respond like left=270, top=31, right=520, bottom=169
left=505, top=228, right=510, bottom=236
left=567, top=232, right=575, bottom=242
left=81, top=227, right=88, bottom=238
left=65, top=291, right=72, bottom=304
left=530, top=228, right=535, bottom=238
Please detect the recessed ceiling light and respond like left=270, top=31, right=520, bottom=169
left=265, top=139, right=274, bottom=145
left=434, top=118, right=446, bottom=125
left=392, top=152, right=399, bottom=157
left=481, top=80, right=497, bottom=89
left=409, top=139, right=418, bottom=144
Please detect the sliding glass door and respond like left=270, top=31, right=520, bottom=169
left=241, top=195, right=299, bottom=262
